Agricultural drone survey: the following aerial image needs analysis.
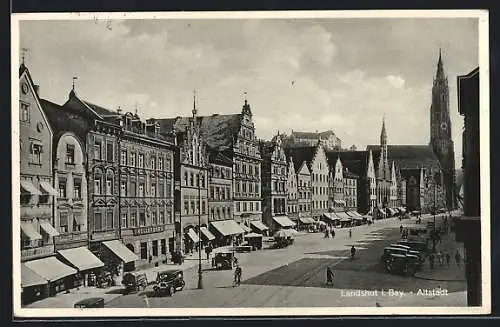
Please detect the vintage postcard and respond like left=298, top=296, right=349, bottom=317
left=11, top=10, right=490, bottom=317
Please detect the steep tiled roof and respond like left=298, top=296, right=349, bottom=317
left=291, top=131, right=319, bottom=139
left=284, top=146, right=316, bottom=171
left=344, top=169, right=359, bottom=179
left=366, top=145, right=442, bottom=171
left=83, top=101, right=119, bottom=117
left=327, top=151, right=369, bottom=177
left=208, top=146, right=233, bottom=166
left=325, top=152, right=341, bottom=168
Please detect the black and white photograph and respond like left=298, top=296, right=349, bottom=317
left=11, top=10, right=490, bottom=316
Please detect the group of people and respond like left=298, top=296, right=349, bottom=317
left=428, top=249, right=462, bottom=269
left=399, top=225, right=411, bottom=239
left=324, top=226, right=336, bottom=238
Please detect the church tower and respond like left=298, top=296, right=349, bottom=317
left=377, top=115, right=391, bottom=207
left=430, top=49, right=456, bottom=210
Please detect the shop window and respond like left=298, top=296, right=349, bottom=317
left=161, top=239, right=167, bottom=255
left=152, top=240, right=158, bottom=256
left=20, top=192, right=31, bottom=205
left=140, top=242, right=148, bottom=260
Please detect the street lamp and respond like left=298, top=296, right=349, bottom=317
left=197, top=170, right=203, bottom=289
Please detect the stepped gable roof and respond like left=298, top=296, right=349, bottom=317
left=199, top=114, right=242, bottom=150
left=284, top=146, right=316, bottom=172
left=366, top=145, right=442, bottom=171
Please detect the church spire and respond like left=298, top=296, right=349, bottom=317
left=192, top=90, right=197, bottom=118
left=435, top=48, right=446, bottom=82
left=380, top=114, right=387, bottom=146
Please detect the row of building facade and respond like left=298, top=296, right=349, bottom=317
left=19, top=52, right=455, bottom=303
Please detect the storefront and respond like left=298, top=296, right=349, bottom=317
left=321, top=212, right=340, bottom=227
left=100, top=239, right=139, bottom=281
left=334, top=211, right=353, bottom=227
left=121, top=225, right=172, bottom=270
left=209, top=220, right=245, bottom=248
left=21, top=264, right=49, bottom=305
left=184, top=227, right=200, bottom=255
left=56, top=246, right=104, bottom=288
left=271, top=216, right=296, bottom=234
left=23, top=256, right=77, bottom=297
left=250, top=221, right=270, bottom=236
left=199, top=226, right=215, bottom=248
left=298, top=217, right=315, bottom=231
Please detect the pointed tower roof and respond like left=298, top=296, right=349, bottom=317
left=435, top=48, right=446, bottom=82
left=380, top=114, right=387, bottom=145
left=241, top=92, right=252, bottom=116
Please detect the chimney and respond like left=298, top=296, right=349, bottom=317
left=34, top=85, right=40, bottom=97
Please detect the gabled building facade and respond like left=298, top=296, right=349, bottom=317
left=326, top=153, right=345, bottom=211
left=343, top=169, right=359, bottom=211
left=286, top=156, right=299, bottom=223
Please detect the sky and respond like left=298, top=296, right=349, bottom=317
left=19, top=17, right=479, bottom=168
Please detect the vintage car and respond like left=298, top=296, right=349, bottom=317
left=171, top=251, right=185, bottom=265
left=153, top=269, right=185, bottom=297
left=396, top=240, right=429, bottom=253
left=381, top=247, right=422, bottom=269
left=122, top=272, right=148, bottom=294
left=74, top=297, right=105, bottom=308
left=389, top=244, right=424, bottom=259
left=384, top=253, right=418, bottom=276
left=212, top=251, right=235, bottom=270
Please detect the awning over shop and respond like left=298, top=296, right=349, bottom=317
left=210, top=220, right=245, bottom=237
left=39, top=181, right=58, bottom=196
left=347, top=212, right=364, bottom=220
left=273, top=216, right=296, bottom=228
left=186, top=228, right=200, bottom=243
left=322, top=213, right=339, bottom=222
left=378, top=208, right=387, bottom=216
left=20, top=180, right=42, bottom=195
left=239, top=223, right=251, bottom=233
left=39, top=222, right=60, bottom=237
left=244, top=232, right=262, bottom=239
left=250, top=221, right=269, bottom=232
left=103, top=240, right=139, bottom=263
left=57, top=246, right=104, bottom=271
left=200, top=227, right=215, bottom=241
left=24, top=256, right=77, bottom=282
left=21, top=264, right=48, bottom=288
left=21, top=222, right=42, bottom=241
left=299, top=217, right=315, bottom=224
left=333, top=212, right=351, bottom=220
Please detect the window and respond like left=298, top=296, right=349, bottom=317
left=236, top=202, right=240, bottom=213
left=130, top=152, right=136, bottom=167
left=20, top=102, right=30, bottom=122
left=202, top=201, right=206, bottom=215
left=73, top=178, right=82, bottom=199
left=196, top=200, right=200, bottom=213
left=130, top=181, right=136, bottom=197
left=190, top=173, right=194, bottom=187
left=159, top=211, right=165, bottom=225
left=152, top=211, right=158, bottom=225
left=58, top=179, right=67, bottom=198
left=152, top=240, right=158, bottom=256
left=243, top=202, right=247, bottom=212
left=158, top=157, right=163, bottom=170
left=140, top=242, right=147, bottom=260
left=138, top=154, right=144, bottom=168
left=94, top=178, right=101, bottom=195
left=130, top=212, right=137, bottom=227
left=158, top=183, right=164, bottom=198
left=30, top=142, right=43, bottom=164
left=191, top=201, right=195, bottom=214
left=66, top=144, right=75, bottom=164
left=120, top=181, right=127, bottom=197
left=138, top=183, right=144, bottom=197
left=106, top=178, right=113, bottom=195
left=121, top=212, right=128, bottom=228
left=59, top=212, right=69, bottom=233
left=250, top=202, right=254, bottom=211
left=94, top=212, right=102, bottom=231
left=107, top=211, right=114, bottom=230
left=201, top=174, right=205, bottom=188
left=151, top=183, right=156, bottom=197
left=150, top=157, right=156, bottom=170
left=196, top=174, right=200, bottom=187
left=94, top=139, right=102, bottom=160
left=184, top=201, right=189, bottom=214
left=139, top=212, right=146, bottom=226
left=106, top=142, right=114, bottom=162
left=166, top=180, right=172, bottom=197
left=73, top=212, right=82, bottom=231
left=255, top=184, right=259, bottom=194
left=120, top=151, right=127, bottom=165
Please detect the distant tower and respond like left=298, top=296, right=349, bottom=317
left=430, top=49, right=456, bottom=210
left=378, top=115, right=390, bottom=180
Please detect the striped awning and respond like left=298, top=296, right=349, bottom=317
left=21, top=264, right=47, bottom=288
left=21, top=222, right=42, bottom=241
left=24, top=257, right=77, bottom=282
left=57, top=246, right=104, bottom=271
left=250, top=221, right=269, bottom=232
left=21, top=180, right=42, bottom=195
left=299, top=217, right=315, bottom=224
left=186, top=229, right=200, bottom=243
left=210, top=220, right=245, bottom=237
left=200, top=227, right=215, bottom=241
left=273, top=216, right=296, bottom=228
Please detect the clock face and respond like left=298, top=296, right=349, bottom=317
left=21, top=83, right=28, bottom=94
left=440, top=122, right=447, bottom=131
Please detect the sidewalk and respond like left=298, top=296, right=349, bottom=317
left=25, top=285, right=124, bottom=308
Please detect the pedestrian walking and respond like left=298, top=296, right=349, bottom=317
left=436, top=251, right=442, bottom=266
left=445, top=252, right=451, bottom=266
left=349, top=228, right=352, bottom=238
left=233, top=264, right=242, bottom=287
left=326, top=266, right=334, bottom=286
left=429, top=254, right=435, bottom=269
left=400, top=225, right=403, bottom=234
left=455, top=250, right=462, bottom=267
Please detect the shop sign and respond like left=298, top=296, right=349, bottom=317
left=133, top=225, right=165, bottom=236
left=21, top=244, right=54, bottom=260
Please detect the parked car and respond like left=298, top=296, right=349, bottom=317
left=122, top=272, right=148, bottom=294
left=384, top=254, right=418, bottom=276
left=396, top=240, right=429, bottom=253
left=212, top=251, right=235, bottom=270
left=153, top=269, right=185, bottom=297
left=74, top=297, right=105, bottom=308
left=380, top=247, right=421, bottom=269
